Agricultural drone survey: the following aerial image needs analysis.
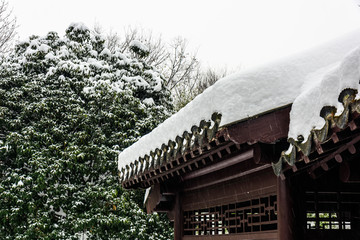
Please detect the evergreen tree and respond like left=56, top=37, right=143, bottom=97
left=0, top=23, right=173, bottom=239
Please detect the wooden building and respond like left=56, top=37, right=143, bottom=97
left=118, top=32, right=360, bottom=239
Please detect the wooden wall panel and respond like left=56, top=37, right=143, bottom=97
left=182, top=168, right=277, bottom=211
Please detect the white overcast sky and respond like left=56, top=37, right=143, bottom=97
left=9, top=0, right=360, bottom=70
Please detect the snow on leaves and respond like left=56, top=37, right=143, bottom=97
left=0, top=23, right=173, bottom=239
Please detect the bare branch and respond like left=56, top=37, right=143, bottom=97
left=0, top=0, right=17, bottom=55
left=90, top=24, right=229, bottom=111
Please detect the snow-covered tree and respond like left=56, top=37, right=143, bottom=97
left=0, top=23, right=173, bottom=239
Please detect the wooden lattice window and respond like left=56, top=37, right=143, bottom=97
left=183, top=195, right=277, bottom=236
left=305, top=191, right=360, bottom=230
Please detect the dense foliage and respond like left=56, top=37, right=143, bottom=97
left=0, top=23, right=173, bottom=239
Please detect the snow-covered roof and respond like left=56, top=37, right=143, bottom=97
left=118, top=29, right=360, bottom=182
left=275, top=40, right=360, bottom=175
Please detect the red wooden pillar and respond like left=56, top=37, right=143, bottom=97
left=277, top=177, right=294, bottom=240
left=174, top=191, right=183, bottom=240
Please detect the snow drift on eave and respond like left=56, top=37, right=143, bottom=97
left=118, top=29, right=360, bottom=171
left=274, top=45, right=360, bottom=175
left=288, top=45, right=360, bottom=140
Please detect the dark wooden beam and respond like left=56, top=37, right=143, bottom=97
left=226, top=106, right=290, bottom=145
left=135, top=142, right=235, bottom=187
left=253, top=143, right=276, bottom=164
left=309, top=134, right=360, bottom=174
left=183, top=164, right=271, bottom=192
left=182, top=148, right=254, bottom=181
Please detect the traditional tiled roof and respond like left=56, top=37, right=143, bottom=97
left=119, top=86, right=360, bottom=187
left=119, top=112, right=224, bottom=187
left=273, top=89, right=360, bottom=178
left=120, top=88, right=360, bottom=187
left=119, top=105, right=291, bottom=188
left=118, top=30, right=360, bottom=188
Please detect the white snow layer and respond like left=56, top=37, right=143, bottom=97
left=288, top=46, right=360, bottom=140
left=69, top=22, right=89, bottom=32
left=118, top=29, right=360, bottom=171
left=143, top=98, right=155, bottom=106
left=129, top=40, right=149, bottom=53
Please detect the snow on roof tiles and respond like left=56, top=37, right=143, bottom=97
left=275, top=45, right=360, bottom=176
left=118, top=29, right=360, bottom=182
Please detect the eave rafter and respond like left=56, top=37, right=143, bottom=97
left=120, top=112, right=226, bottom=188
left=275, top=88, right=360, bottom=179
left=121, top=105, right=292, bottom=188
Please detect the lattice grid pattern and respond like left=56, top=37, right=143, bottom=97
left=306, top=191, right=360, bottom=230
left=184, top=195, right=277, bottom=236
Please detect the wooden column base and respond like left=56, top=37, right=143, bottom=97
left=277, top=177, right=294, bottom=240
left=174, top=191, right=183, bottom=240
